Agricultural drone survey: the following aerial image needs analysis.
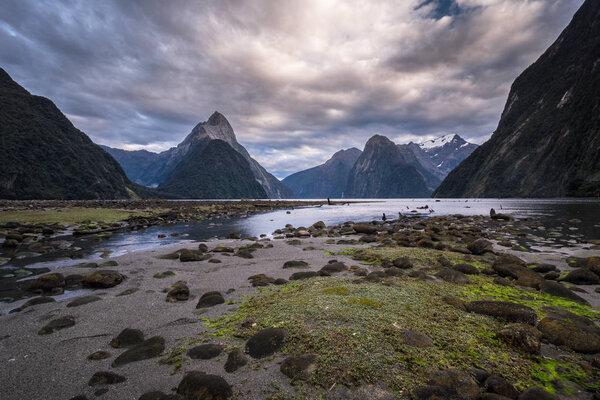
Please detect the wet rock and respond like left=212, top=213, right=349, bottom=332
left=180, top=250, right=211, bottom=262
left=408, top=270, right=428, bottom=279
left=393, top=257, right=413, bottom=269
left=497, top=323, right=542, bottom=354
left=82, top=270, right=124, bottom=288
left=539, top=280, right=589, bottom=305
left=110, top=328, right=144, bottom=348
left=197, top=243, right=209, bottom=252
left=283, top=260, right=309, bottom=269
left=87, top=351, right=111, bottom=360
left=559, top=268, right=599, bottom=285
left=234, top=249, right=253, bottom=259
left=528, top=263, right=556, bottom=273
left=281, top=354, right=317, bottom=380
left=544, top=271, right=560, bottom=280
left=99, top=260, right=118, bottom=267
left=212, top=246, right=234, bottom=253
left=10, top=296, right=55, bottom=313
left=88, top=371, right=126, bottom=386
left=112, top=336, right=165, bottom=367
left=196, top=291, right=225, bottom=308
left=208, top=258, right=222, bottom=263
left=248, top=274, right=275, bottom=287
left=442, top=295, right=466, bottom=311
left=227, top=232, right=241, bottom=239
left=385, top=267, right=404, bottom=277
left=154, top=271, right=176, bottom=279
left=116, top=288, right=139, bottom=296
left=471, top=368, right=491, bottom=384
left=38, top=316, right=75, bottom=335
left=493, top=254, right=526, bottom=267
left=435, top=267, right=470, bottom=284
left=74, top=262, right=99, bottom=269
left=518, top=387, right=558, bottom=400
left=177, top=371, right=232, bottom=400
left=188, top=344, right=223, bottom=360
left=400, top=330, right=433, bottom=347
left=289, top=271, right=319, bottom=280
left=320, top=261, right=347, bottom=274
left=537, top=317, right=600, bottom=354
left=64, top=274, right=84, bottom=288
left=452, top=263, right=479, bottom=275
left=352, top=223, right=378, bottom=234
left=492, top=263, right=528, bottom=280
left=29, top=273, right=65, bottom=292
left=224, top=348, right=248, bottom=372
left=366, top=271, right=388, bottom=282
left=311, top=221, right=326, bottom=229
left=413, top=369, right=480, bottom=400
left=466, top=301, right=537, bottom=325
left=467, top=238, right=493, bottom=255
left=166, top=281, right=189, bottom=302
left=484, top=375, right=519, bottom=399
left=359, top=234, right=377, bottom=243
left=417, top=238, right=435, bottom=248
left=67, top=295, right=101, bottom=308
left=274, top=278, right=288, bottom=285
left=246, top=328, right=286, bottom=358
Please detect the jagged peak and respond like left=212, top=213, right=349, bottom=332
left=0, top=68, right=30, bottom=96
left=207, top=111, right=229, bottom=126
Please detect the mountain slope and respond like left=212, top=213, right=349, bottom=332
left=104, top=112, right=294, bottom=198
left=397, top=143, right=445, bottom=191
left=434, top=0, right=600, bottom=198
left=158, top=140, right=267, bottom=199
left=417, top=134, right=478, bottom=175
left=282, top=148, right=361, bottom=198
left=0, top=68, right=141, bottom=200
left=346, top=135, right=430, bottom=198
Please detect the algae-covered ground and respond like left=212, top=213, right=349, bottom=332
left=0, top=207, right=166, bottom=225
left=197, top=271, right=599, bottom=398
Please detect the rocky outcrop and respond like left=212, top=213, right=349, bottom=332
left=434, top=0, right=600, bottom=198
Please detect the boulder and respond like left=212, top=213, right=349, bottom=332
left=452, top=263, right=479, bottom=275
left=559, top=268, right=600, bottom=285
left=539, top=280, right=589, bottom=305
left=280, top=354, right=317, bottom=380
left=484, top=375, right=519, bottom=399
left=416, top=369, right=480, bottom=400
left=180, top=250, right=211, bottom=262
left=466, top=301, right=537, bottom=325
left=400, top=330, right=433, bottom=347
left=537, top=317, right=600, bottom=354
left=67, top=295, right=101, bottom=308
left=246, top=328, right=286, bottom=358
left=497, top=323, right=542, bottom=354
left=187, top=344, right=223, bottom=360
left=289, top=271, right=319, bottom=280
left=435, top=267, right=470, bottom=284
left=29, top=273, right=65, bottom=292
left=87, top=351, right=111, bottom=361
left=177, top=371, right=232, bottom=400
left=518, top=387, right=558, bottom=400
left=224, top=348, right=248, bottom=373
left=467, top=239, right=493, bottom=255
left=393, top=257, right=413, bottom=269
left=352, top=223, right=378, bottom=234
left=82, top=270, right=124, bottom=288
left=166, top=282, right=190, bottom=302
left=38, top=316, right=75, bottom=335
left=196, top=292, right=224, bottom=308
left=320, top=261, right=347, bottom=274
left=112, top=336, right=165, bottom=367
left=110, top=328, right=144, bottom=348
left=282, top=260, right=309, bottom=269
left=212, top=246, right=234, bottom=253
left=88, top=371, right=126, bottom=386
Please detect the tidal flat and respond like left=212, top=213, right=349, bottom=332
left=0, top=201, right=599, bottom=399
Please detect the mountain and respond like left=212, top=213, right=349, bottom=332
left=396, top=143, right=445, bottom=192
left=158, top=140, right=267, bottom=199
left=416, top=134, right=478, bottom=175
left=434, top=0, right=600, bottom=198
left=103, top=112, right=294, bottom=198
left=0, top=68, right=143, bottom=200
left=346, top=135, right=431, bottom=198
left=282, top=148, right=362, bottom=198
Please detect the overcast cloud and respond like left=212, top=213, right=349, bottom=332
left=0, top=0, right=584, bottom=178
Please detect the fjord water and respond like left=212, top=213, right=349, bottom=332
left=17, top=198, right=600, bottom=268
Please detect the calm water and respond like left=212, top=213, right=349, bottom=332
left=2, top=198, right=600, bottom=271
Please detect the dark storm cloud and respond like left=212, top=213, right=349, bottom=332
left=0, top=0, right=584, bottom=176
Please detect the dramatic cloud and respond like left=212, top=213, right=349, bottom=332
left=0, top=0, right=584, bottom=177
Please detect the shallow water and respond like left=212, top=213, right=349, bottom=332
left=2, top=198, right=599, bottom=273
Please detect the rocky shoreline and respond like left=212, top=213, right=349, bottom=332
left=0, top=211, right=599, bottom=399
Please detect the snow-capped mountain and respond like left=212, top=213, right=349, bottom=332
left=415, top=134, right=478, bottom=175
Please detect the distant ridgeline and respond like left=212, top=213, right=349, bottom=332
left=102, top=112, right=293, bottom=199
left=434, top=0, right=600, bottom=198
left=283, top=134, right=477, bottom=199
left=0, top=68, right=150, bottom=200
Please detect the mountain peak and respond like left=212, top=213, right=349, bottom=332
left=207, top=111, right=229, bottom=126
left=0, top=68, right=30, bottom=96
left=418, top=134, right=463, bottom=150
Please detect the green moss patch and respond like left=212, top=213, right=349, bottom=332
left=461, top=276, right=599, bottom=320
left=0, top=207, right=166, bottom=225
left=202, top=278, right=558, bottom=393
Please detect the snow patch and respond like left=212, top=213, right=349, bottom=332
left=419, top=134, right=457, bottom=150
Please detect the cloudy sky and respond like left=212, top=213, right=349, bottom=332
left=0, top=0, right=584, bottom=178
